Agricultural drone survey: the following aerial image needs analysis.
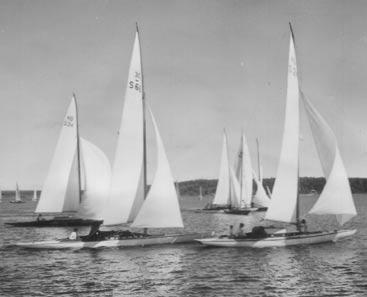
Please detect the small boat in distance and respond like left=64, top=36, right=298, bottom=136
left=16, top=25, right=208, bottom=249
left=197, top=24, right=357, bottom=248
left=202, top=131, right=239, bottom=211
left=10, top=183, right=25, bottom=203
left=199, top=186, right=203, bottom=201
left=32, top=189, right=38, bottom=202
left=224, top=135, right=270, bottom=215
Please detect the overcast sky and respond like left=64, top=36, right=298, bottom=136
left=0, top=0, right=367, bottom=189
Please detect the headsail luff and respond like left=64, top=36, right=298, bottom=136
left=77, top=138, right=111, bottom=220
left=212, top=132, right=231, bottom=205
left=36, top=97, right=79, bottom=213
left=102, top=31, right=145, bottom=225
left=131, top=108, right=184, bottom=228
left=265, top=31, right=300, bottom=224
left=302, top=94, right=357, bottom=225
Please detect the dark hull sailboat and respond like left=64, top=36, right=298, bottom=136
left=6, top=218, right=102, bottom=227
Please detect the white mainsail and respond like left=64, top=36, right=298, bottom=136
left=77, top=138, right=111, bottom=220
left=131, top=109, right=184, bottom=228
left=265, top=31, right=300, bottom=223
left=236, top=133, right=253, bottom=208
left=102, top=32, right=145, bottom=225
left=212, top=132, right=231, bottom=205
left=302, top=94, right=357, bottom=225
left=252, top=170, right=270, bottom=207
left=36, top=97, right=80, bottom=213
left=15, top=183, right=21, bottom=202
left=229, top=166, right=241, bottom=208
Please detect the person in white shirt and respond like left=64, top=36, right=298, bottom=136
left=68, top=228, right=78, bottom=240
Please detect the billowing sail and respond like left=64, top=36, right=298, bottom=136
left=265, top=32, right=299, bottom=223
left=131, top=109, right=183, bottom=228
left=77, top=138, right=111, bottom=220
left=302, top=94, right=357, bottom=225
left=103, top=32, right=145, bottom=225
left=229, top=167, right=241, bottom=208
left=36, top=97, right=79, bottom=213
left=252, top=170, right=270, bottom=207
left=212, top=132, right=231, bottom=205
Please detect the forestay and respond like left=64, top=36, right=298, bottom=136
left=36, top=97, right=79, bottom=213
left=212, top=132, right=231, bottom=205
left=265, top=32, right=300, bottom=223
left=131, top=108, right=183, bottom=228
left=302, top=94, right=357, bottom=225
left=103, top=32, right=145, bottom=225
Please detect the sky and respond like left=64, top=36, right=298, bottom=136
left=0, top=0, right=367, bottom=189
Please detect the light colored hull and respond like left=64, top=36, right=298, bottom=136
left=15, top=233, right=209, bottom=250
left=196, top=229, right=356, bottom=248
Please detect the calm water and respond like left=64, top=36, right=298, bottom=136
left=0, top=193, right=366, bottom=296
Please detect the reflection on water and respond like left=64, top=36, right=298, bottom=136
left=0, top=194, right=366, bottom=296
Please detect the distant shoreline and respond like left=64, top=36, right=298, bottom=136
left=176, top=177, right=367, bottom=196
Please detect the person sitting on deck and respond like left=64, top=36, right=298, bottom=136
left=68, top=228, right=78, bottom=240
left=236, top=223, right=245, bottom=237
left=299, top=219, right=308, bottom=233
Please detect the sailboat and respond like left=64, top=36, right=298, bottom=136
left=199, top=186, right=203, bottom=201
left=10, top=183, right=25, bottom=203
left=7, top=96, right=111, bottom=227
left=32, top=189, right=38, bottom=202
left=203, top=131, right=240, bottom=211
left=224, top=135, right=270, bottom=215
left=16, top=25, right=207, bottom=249
left=197, top=24, right=357, bottom=248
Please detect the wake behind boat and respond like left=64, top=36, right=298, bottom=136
left=198, top=24, right=357, bottom=248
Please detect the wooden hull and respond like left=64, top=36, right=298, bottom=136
left=15, top=233, right=210, bottom=249
left=196, top=229, right=356, bottom=248
left=5, top=218, right=101, bottom=227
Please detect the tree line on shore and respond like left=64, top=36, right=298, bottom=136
left=177, top=177, right=367, bottom=196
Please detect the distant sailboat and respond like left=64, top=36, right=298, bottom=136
left=16, top=25, right=207, bottom=248
left=32, top=189, right=38, bottom=202
left=198, top=24, right=356, bottom=248
left=7, top=96, right=111, bottom=227
left=10, top=183, right=24, bottom=203
left=225, top=135, right=270, bottom=214
left=204, top=131, right=239, bottom=211
left=199, top=186, right=203, bottom=201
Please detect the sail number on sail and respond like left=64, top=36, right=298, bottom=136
left=129, top=71, right=142, bottom=93
left=63, top=116, right=74, bottom=127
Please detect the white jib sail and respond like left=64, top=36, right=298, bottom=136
left=212, top=132, right=231, bottom=205
left=302, top=94, right=357, bottom=225
left=36, top=97, right=79, bottom=213
left=241, top=133, right=253, bottom=208
left=131, top=108, right=184, bottom=229
left=103, top=32, right=145, bottom=225
left=265, top=32, right=300, bottom=223
left=77, top=138, right=111, bottom=220
left=229, top=166, right=241, bottom=208
left=252, top=170, right=270, bottom=207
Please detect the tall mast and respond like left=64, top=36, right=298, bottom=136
left=256, top=137, right=261, bottom=181
left=73, top=93, right=82, bottom=204
left=136, top=23, right=148, bottom=198
left=289, top=22, right=301, bottom=230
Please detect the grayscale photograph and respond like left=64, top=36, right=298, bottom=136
left=0, top=0, right=366, bottom=296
